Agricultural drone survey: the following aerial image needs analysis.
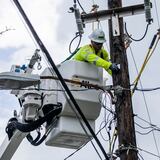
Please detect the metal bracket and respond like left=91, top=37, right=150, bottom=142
left=81, top=4, right=145, bottom=24
left=114, top=85, right=124, bottom=96
left=112, top=14, right=120, bottom=36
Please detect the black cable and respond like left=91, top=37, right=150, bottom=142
left=98, top=92, right=116, bottom=143
left=98, top=92, right=115, bottom=115
left=90, top=141, right=103, bottom=160
left=75, top=0, right=86, bottom=13
left=77, top=0, right=86, bottom=13
left=62, top=89, right=103, bottom=160
left=28, top=134, right=47, bottom=146
left=27, top=118, right=58, bottom=146
left=6, top=106, right=61, bottom=134
left=135, top=122, right=154, bottom=130
left=111, top=131, right=117, bottom=156
left=135, top=115, right=160, bottom=130
left=136, top=121, right=160, bottom=135
left=30, top=130, right=41, bottom=144
left=99, top=120, right=110, bottom=141
left=129, top=45, right=160, bottom=156
left=12, top=1, right=109, bottom=159
left=136, top=129, right=155, bottom=135
left=61, top=34, right=82, bottom=63
left=64, top=145, right=86, bottom=160
left=64, top=138, right=103, bottom=160
left=125, top=22, right=149, bottom=42
left=136, top=86, right=160, bottom=92
left=26, top=130, right=41, bottom=144
left=138, top=152, right=145, bottom=160
left=136, top=146, right=160, bottom=159
left=149, top=34, right=157, bottom=49
left=98, top=117, right=114, bottom=142
left=69, top=33, right=82, bottom=54
left=64, top=97, right=114, bottom=160
left=18, top=98, right=22, bottom=107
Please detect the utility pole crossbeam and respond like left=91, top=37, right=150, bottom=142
left=81, top=3, right=145, bottom=24
left=108, top=0, right=138, bottom=160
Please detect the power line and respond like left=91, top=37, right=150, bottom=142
left=135, top=115, right=160, bottom=131
left=138, top=152, right=145, bottom=160
left=135, top=86, right=160, bottom=92
left=76, top=0, right=86, bottom=13
left=62, top=88, right=103, bottom=160
left=129, top=46, right=160, bottom=157
left=64, top=92, right=115, bottom=160
left=125, top=22, right=149, bottom=42
left=137, top=146, right=160, bottom=159
left=135, top=122, right=155, bottom=130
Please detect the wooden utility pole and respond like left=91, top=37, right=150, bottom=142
left=81, top=1, right=147, bottom=159
left=108, top=0, right=138, bottom=160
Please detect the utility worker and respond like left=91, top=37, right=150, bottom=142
left=73, top=29, right=119, bottom=75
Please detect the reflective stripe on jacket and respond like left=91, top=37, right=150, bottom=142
left=73, top=44, right=112, bottom=74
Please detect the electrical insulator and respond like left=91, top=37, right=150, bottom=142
left=144, top=0, right=152, bottom=24
left=74, top=4, right=84, bottom=35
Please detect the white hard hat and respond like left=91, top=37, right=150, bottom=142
left=89, top=29, right=106, bottom=43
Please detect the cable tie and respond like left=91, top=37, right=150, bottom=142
left=114, top=85, right=124, bottom=96
left=118, top=144, right=138, bottom=154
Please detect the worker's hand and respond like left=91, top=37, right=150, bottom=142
left=109, top=63, right=120, bottom=74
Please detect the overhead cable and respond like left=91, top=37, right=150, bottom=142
left=134, top=145, right=160, bottom=159
left=135, top=114, right=160, bottom=156
left=68, top=33, right=82, bottom=54
left=64, top=115, right=116, bottom=160
left=132, top=30, right=160, bottom=94
left=135, top=115, right=160, bottom=130
left=26, top=118, right=58, bottom=146
left=138, top=152, right=145, bottom=160
left=61, top=87, right=103, bottom=160
left=76, top=0, right=86, bottom=13
left=135, top=86, right=160, bottom=92
left=136, top=129, right=159, bottom=135
left=135, top=122, right=155, bottom=130
left=124, top=22, right=149, bottom=42
left=129, top=46, right=160, bottom=157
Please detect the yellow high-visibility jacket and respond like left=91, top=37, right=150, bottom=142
left=73, top=44, right=112, bottom=74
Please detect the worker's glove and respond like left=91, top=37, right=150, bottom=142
left=109, top=63, right=120, bottom=74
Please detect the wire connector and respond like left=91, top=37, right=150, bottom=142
left=114, top=85, right=124, bottom=96
left=124, top=33, right=132, bottom=49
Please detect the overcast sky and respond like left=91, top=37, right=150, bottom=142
left=0, top=0, right=160, bottom=160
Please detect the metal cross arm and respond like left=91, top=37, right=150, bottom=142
left=81, top=3, right=145, bottom=24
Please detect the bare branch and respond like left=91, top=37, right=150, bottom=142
left=0, top=26, right=15, bottom=35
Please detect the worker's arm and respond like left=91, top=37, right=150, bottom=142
left=73, top=45, right=113, bottom=74
left=80, top=49, right=112, bottom=74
